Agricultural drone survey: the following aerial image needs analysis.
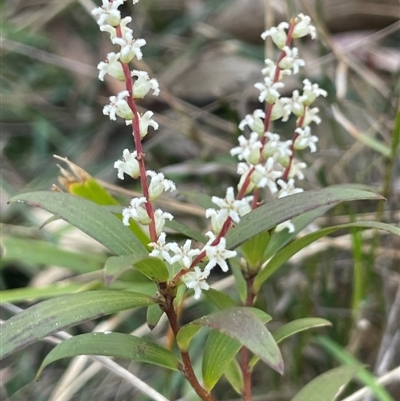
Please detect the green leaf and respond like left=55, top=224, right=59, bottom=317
left=1, top=235, right=106, bottom=273
left=203, top=288, right=237, bottom=310
left=230, top=259, right=247, bottom=303
left=105, top=255, right=169, bottom=284
left=134, top=257, right=169, bottom=282
left=176, top=307, right=282, bottom=373
left=318, top=337, right=395, bottom=401
left=146, top=304, right=164, bottom=330
left=290, top=365, right=360, bottom=401
left=250, top=318, right=331, bottom=370
left=202, top=331, right=241, bottom=391
left=273, top=318, right=332, bottom=344
left=224, top=358, right=243, bottom=394
left=226, top=187, right=383, bottom=250
left=0, top=283, right=92, bottom=303
left=69, top=178, right=119, bottom=206
left=37, top=332, right=180, bottom=379
left=165, top=219, right=208, bottom=243
left=9, top=191, right=148, bottom=257
left=240, top=230, right=270, bottom=270
left=254, top=220, right=399, bottom=292
left=0, top=290, right=155, bottom=359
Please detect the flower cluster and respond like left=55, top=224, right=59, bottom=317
left=228, top=14, right=327, bottom=233
left=94, top=2, right=327, bottom=300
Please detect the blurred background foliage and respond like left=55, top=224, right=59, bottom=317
left=1, top=0, right=399, bottom=400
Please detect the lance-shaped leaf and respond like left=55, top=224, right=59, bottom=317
left=177, top=307, right=283, bottom=374
left=9, top=191, right=148, bottom=257
left=202, top=310, right=272, bottom=391
left=290, top=365, right=360, bottom=401
left=226, top=187, right=383, bottom=250
left=250, top=317, right=332, bottom=370
left=254, top=220, right=400, bottom=291
left=0, top=290, right=155, bottom=359
left=37, top=332, right=180, bottom=379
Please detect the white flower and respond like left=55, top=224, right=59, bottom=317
left=230, top=132, right=262, bottom=165
left=302, top=79, right=327, bottom=105
left=147, top=171, right=176, bottom=200
left=277, top=179, right=303, bottom=198
left=131, top=70, right=160, bottom=98
left=205, top=208, right=230, bottom=235
left=114, top=149, right=140, bottom=179
left=275, top=220, right=295, bottom=233
left=294, top=126, right=318, bottom=152
left=97, top=52, right=124, bottom=81
left=261, top=22, right=289, bottom=49
left=168, top=240, right=201, bottom=269
left=122, top=197, right=151, bottom=226
left=287, top=89, right=307, bottom=117
left=148, top=232, right=175, bottom=263
left=301, top=107, right=321, bottom=127
left=293, top=14, right=316, bottom=40
left=211, top=187, right=253, bottom=224
left=238, top=109, right=265, bottom=136
left=237, top=163, right=255, bottom=194
left=254, top=77, right=285, bottom=104
left=182, top=266, right=210, bottom=300
left=252, top=158, right=282, bottom=193
left=270, top=97, right=292, bottom=122
left=203, top=232, right=236, bottom=273
left=262, top=132, right=292, bottom=166
left=92, top=0, right=123, bottom=27
left=103, top=90, right=134, bottom=121
left=288, top=159, right=307, bottom=180
left=112, top=32, right=146, bottom=63
left=126, top=111, right=159, bottom=138
left=261, top=59, right=291, bottom=81
left=278, top=46, right=305, bottom=75
left=153, top=209, right=173, bottom=236
left=100, top=17, right=132, bottom=39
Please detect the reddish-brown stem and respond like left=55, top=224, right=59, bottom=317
left=241, top=275, right=256, bottom=401
left=163, top=295, right=215, bottom=401
left=116, top=25, right=158, bottom=242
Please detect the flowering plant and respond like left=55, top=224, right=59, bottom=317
left=2, top=1, right=399, bottom=401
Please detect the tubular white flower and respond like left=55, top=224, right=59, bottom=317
left=168, top=240, right=201, bottom=269
left=262, top=132, right=292, bottom=166
left=122, top=197, right=151, bottom=226
left=288, top=90, right=307, bottom=117
left=131, top=70, right=160, bottom=98
left=100, top=17, right=132, bottom=39
left=154, top=209, right=173, bottom=236
left=277, top=179, right=303, bottom=198
left=103, top=90, right=134, bottom=121
left=252, top=158, right=282, bottom=193
left=255, top=77, right=285, bottom=104
left=301, top=107, right=322, bottom=127
left=148, top=232, right=175, bottom=264
left=147, top=170, right=176, bottom=201
left=262, top=59, right=291, bottom=81
left=204, top=232, right=236, bottom=273
left=294, top=126, right=318, bottom=152
left=270, top=98, right=292, bottom=122
left=112, top=32, right=146, bottom=63
left=276, top=220, right=295, bottom=233
left=125, top=111, right=159, bottom=138
left=211, top=187, right=252, bottom=224
left=261, top=22, right=289, bottom=49
left=97, top=52, right=124, bottom=81
left=205, top=208, right=230, bottom=235
left=114, top=149, right=140, bottom=179
left=92, top=0, right=123, bottom=27
left=288, top=159, right=307, bottom=180
left=230, top=132, right=262, bottom=165
left=279, top=46, right=305, bottom=75
left=293, top=14, right=316, bottom=39
left=238, top=109, right=265, bottom=136
left=237, top=163, right=255, bottom=194
left=302, top=79, right=327, bottom=105
left=182, top=266, right=210, bottom=300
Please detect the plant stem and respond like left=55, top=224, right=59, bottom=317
left=162, top=294, right=215, bottom=401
